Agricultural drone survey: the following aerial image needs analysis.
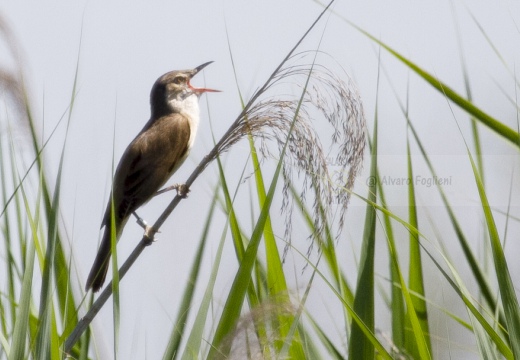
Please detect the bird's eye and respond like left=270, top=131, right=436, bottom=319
left=173, top=76, right=186, bottom=85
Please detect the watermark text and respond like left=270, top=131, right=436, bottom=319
left=366, top=175, right=452, bottom=188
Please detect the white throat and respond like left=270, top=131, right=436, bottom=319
left=168, top=94, right=200, bottom=150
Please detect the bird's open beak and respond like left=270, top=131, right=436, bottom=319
left=189, top=61, right=221, bottom=94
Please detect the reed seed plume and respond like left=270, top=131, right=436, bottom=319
left=215, top=54, right=366, bottom=252
left=217, top=298, right=298, bottom=360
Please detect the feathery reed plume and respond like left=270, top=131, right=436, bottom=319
left=216, top=298, right=298, bottom=360
left=215, top=53, right=366, bottom=254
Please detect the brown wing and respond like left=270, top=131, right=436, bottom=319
left=101, top=113, right=191, bottom=227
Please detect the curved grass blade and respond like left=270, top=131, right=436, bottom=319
left=381, top=64, right=503, bottom=325
left=370, top=56, right=405, bottom=350
left=319, top=4, right=520, bottom=146
left=405, top=138, right=431, bottom=356
left=306, top=312, right=345, bottom=359
left=384, top=216, right=432, bottom=360
left=374, top=167, right=405, bottom=350
left=348, top=103, right=378, bottom=360
left=207, top=140, right=285, bottom=359
left=179, top=195, right=226, bottom=359
left=291, top=241, right=392, bottom=359
left=423, top=242, right=513, bottom=359
left=346, top=185, right=432, bottom=359
left=246, top=109, right=301, bottom=357
left=35, top=97, right=73, bottom=359
left=162, top=185, right=217, bottom=359
left=289, top=183, right=354, bottom=326
left=349, top=181, right=511, bottom=357
left=8, top=184, right=36, bottom=360
left=468, top=151, right=520, bottom=357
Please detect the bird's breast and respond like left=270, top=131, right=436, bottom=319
left=168, top=94, right=200, bottom=150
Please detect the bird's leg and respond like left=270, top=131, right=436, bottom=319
left=132, top=211, right=159, bottom=244
left=133, top=211, right=147, bottom=229
left=155, top=183, right=190, bottom=198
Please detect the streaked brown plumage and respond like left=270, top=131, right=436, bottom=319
left=86, top=62, right=219, bottom=292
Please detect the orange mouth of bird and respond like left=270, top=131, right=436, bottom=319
left=188, top=79, right=220, bottom=94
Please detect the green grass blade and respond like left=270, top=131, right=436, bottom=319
left=218, top=157, right=247, bottom=261
left=324, top=8, right=520, bottom=146
left=162, top=185, right=217, bottom=360
left=289, top=183, right=354, bottom=328
left=375, top=168, right=405, bottom=349
left=305, top=312, right=345, bottom=359
left=9, top=244, right=35, bottom=360
left=295, top=322, right=323, bottom=360
left=9, top=32, right=82, bottom=357
left=207, top=162, right=278, bottom=359
left=382, top=66, right=502, bottom=324
left=0, top=331, right=9, bottom=355
left=292, top=241, right=392, bottom=359
left=0, top=131, right=18, bottom=338
left=180, top=194, right=227, bottom=359
left=374, top=38, right=518, bottom=146
left=410, top=121, right=500, bottom=318
left=350, top=182, right=506, bottom=357
left=222, top=32, right=272, bottom=314
left=384, top=223, right=432, bottom=360
left=348, top=111, right=378, bottom=360
left=216, top=154, right=260, bottom=303
left=9, top=185, right=36, bottom=360
left=55, top=31, right=82, bottom=352
left=279, top=260, right=316, bottom=359
left=50, top=313, right=60, bottom=360
left=55, top=241, right=79, bottom=342
left=208, top=133, right=292, bottom=358
left=466, top=8, right=520, bottom=87
left=346, top=184, right=432, bottom=359
left=405, top=138, right=431, bottom=355
left=370, top=58, right=405, bottom=349
left=247, top=132, right=303, bottom=357
left=452, top=5, right=485, bottom=181
left=109, top=196, right=120, bottom=359
left=468, top=151, right=520, bottom=357
left=423, top=244, right=513, bottom=359
left=248, top=132, right=288, bottom=297
left=35, top=132, right=69, bottom=359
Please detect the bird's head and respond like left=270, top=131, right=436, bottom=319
left=150, top=61, right=220, bottom=117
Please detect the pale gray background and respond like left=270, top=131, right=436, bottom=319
left=1, top=1, right=519, bottom=359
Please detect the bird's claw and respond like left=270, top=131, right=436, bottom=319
left=143, top=225, right=158, bottom=245
left=173, top=183, right=190, bottom=198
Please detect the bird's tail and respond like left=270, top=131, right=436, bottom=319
left=86, top=217, right=125, bottom=292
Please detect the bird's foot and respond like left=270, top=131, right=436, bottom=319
left=143, top=225, right=158, bottom=245
left=133, top=212, right=159, bottom=245
left=156, top=183, right=190, bottom=198
left=173, top=183, right=190, bottom=198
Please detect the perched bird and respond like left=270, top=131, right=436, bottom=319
left=86, top=61, right=219, bottom=292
